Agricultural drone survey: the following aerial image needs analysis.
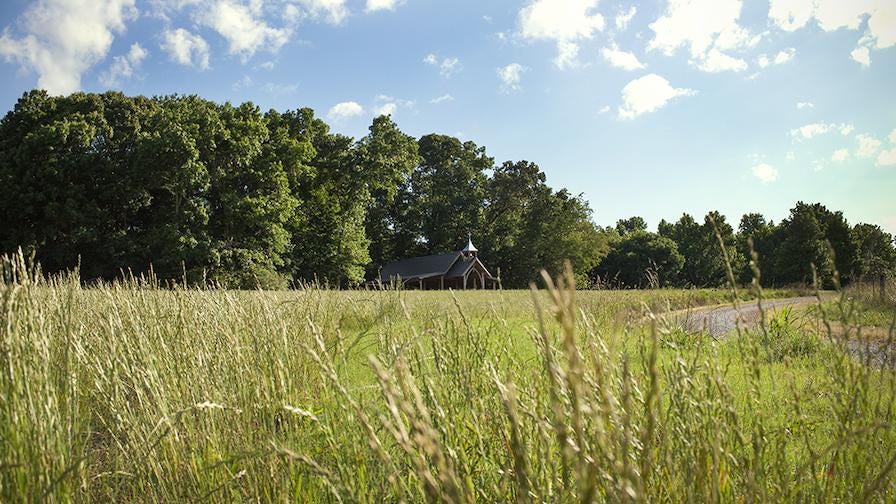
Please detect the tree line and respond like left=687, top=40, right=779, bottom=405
left=0, top=90, right=893, bottom=289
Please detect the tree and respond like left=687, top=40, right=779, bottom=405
left=615, top=216, right=647, bottom=236
left=593, top=232, right=684, bottom=288
left=774, top=202, right=834, bottom=286
left=411, top=134, right=491, bottom=254
left=359, top=116, right=421, bottom=274
left=203, top=101, right=298, bottom=288
left=658, top=212, right=741, bottom=287
left=736, top=213, right=779, bottom=285
left=852, top=223, right=896, bottom=282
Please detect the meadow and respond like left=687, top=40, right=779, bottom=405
left=2, top=253, right=895, bottom=502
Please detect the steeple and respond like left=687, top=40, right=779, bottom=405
left=461, top=234, right=478, bottom=258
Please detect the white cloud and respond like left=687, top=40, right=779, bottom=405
left=757, top=48, right=795, bottom=68
left=366, top=0, right=404, bottom=13
left=791, top=122, right=854, bottom=140
left=797, top=101, right=814, bottom=109
left=0, top=0, right=138, bottom=94
left=615, top=6, right=637, bottom=31
left=698, top=48, right=747, bottom=72
left=768, top=0, right=877, bottom=32
left=878, top=149, right=896, bottom=166
left=198, top=0, right=291, bottom=58
left=831, top=148, right=849, bottom=162
left=439, top=57, right=461, bottom=77
left=497, top=63, right=527, bottom=92
left=99, top=42, right=147, bottom=88
left=751, top=162, right=779, bottom=183
left=372, top=102, right=396, bottom=116
left=851, top=46, right=871, bottom=67
left=424, top=53, right=462, bottom=77
left=601, top=44, right=645, bottom=71
left=598, top=105, right=611, bottom=114
left=617, top=73, right=696, bottom=120
left=519, top=0, right=604, bottom=41
left=372, top=94, right=414, bottom=116
left=774, top=47, right=795, bottom=64
left=261, top=82, right=298, bottom=95
left=769, top=0, right=895, bottom=65
left=160, top=28, right=210, bottom=69
left=233, top=74, right=253, bottom=90
left=328, top=101, right=364, bottom=119
left=291, top=0, right=348, bottom=24
left=518, top=0, right=604, bottom=69
left=648, top=0, right=757, bottom=73
left=856, top=133, right=882, bottom=158
left=890, top=129, right=896, bottom=143
left=554, top=41, right=580, bottom=69
left=430, top=94, right=454, bottom=104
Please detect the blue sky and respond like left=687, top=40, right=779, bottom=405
left=1, top=0, right=895, bottom=233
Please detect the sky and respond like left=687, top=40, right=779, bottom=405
left=0, top=0, right=894, bottom=234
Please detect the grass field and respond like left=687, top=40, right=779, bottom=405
left=2, top=254, right=895, bottom=502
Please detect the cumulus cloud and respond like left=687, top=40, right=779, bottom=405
left=497, top=63, right=528, bottom=92
left=198, top=0, right=291, bottom=58
left=99, top=42, right=147, bottom=88
left=757, top=48, right=795, bottom=68
left=160, top=28, right=210, bottom=69
left=698, top=48, right=747, bottom=72
left=615, top=6, right=637, bottom=31
left=366, top=0, right=404, bottom=12
left=618, top=73, right=696, bottom=120
left=328, top=101, right=364, bottom=120
left=851, top=46, right=871, bottom=67
left=372, top=94, right=414, bottom=116
left=0, top=0, right=138, bottom=94
left=554, top=40, right=581, bottom=69
left=856, top=133, right=882, bottom=158
left=290, top=0, right=349, bottom=24
left=751, top=162, right=779, bottom=183
left=797, top=101, right=814, bottom=109
left=424, top=53, right=462, bottom=77
left=518, top=0, right=605, bottom=69
left=890, top=129, right=896, bottom=143
left=648, top=0, right=759, bottom=73
left=831, top=148, right=849, bottom=162
left=769, top=0, right=895, bottom=66
left=878, top=149, right=896, bottom=166
left=601, top=43, right=645, bottom=71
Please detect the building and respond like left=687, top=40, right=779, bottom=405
left=377, top=237, right=499, bottom=289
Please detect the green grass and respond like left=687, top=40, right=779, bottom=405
left=1, top=255, right=894, bottom=502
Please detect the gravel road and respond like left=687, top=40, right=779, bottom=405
left=667, top=295, right=895, bottom=367
left=669, top=296, right=822, bottom=338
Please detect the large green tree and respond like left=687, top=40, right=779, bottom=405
left=411, top=134, right=491, bottom=253
left=593, top=232, right=684, bottom=288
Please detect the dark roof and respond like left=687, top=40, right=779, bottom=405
left=379, top=252, right=497, bottom=283
left=445, top=256, right=475, bottom=278
left=379, top=252, right=462, bottom=282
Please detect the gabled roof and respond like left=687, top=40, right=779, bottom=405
left=379, top=251, right=496, bottom=283
left=379, top=252, right=462, bottom=282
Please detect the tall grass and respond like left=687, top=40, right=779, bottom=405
left=1, top=252, right=894, bottom=501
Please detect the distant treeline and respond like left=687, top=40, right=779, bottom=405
left=0, top=90, right=893, bottom=289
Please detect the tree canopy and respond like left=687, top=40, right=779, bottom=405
left=1, top=90, right=894, bottom=290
